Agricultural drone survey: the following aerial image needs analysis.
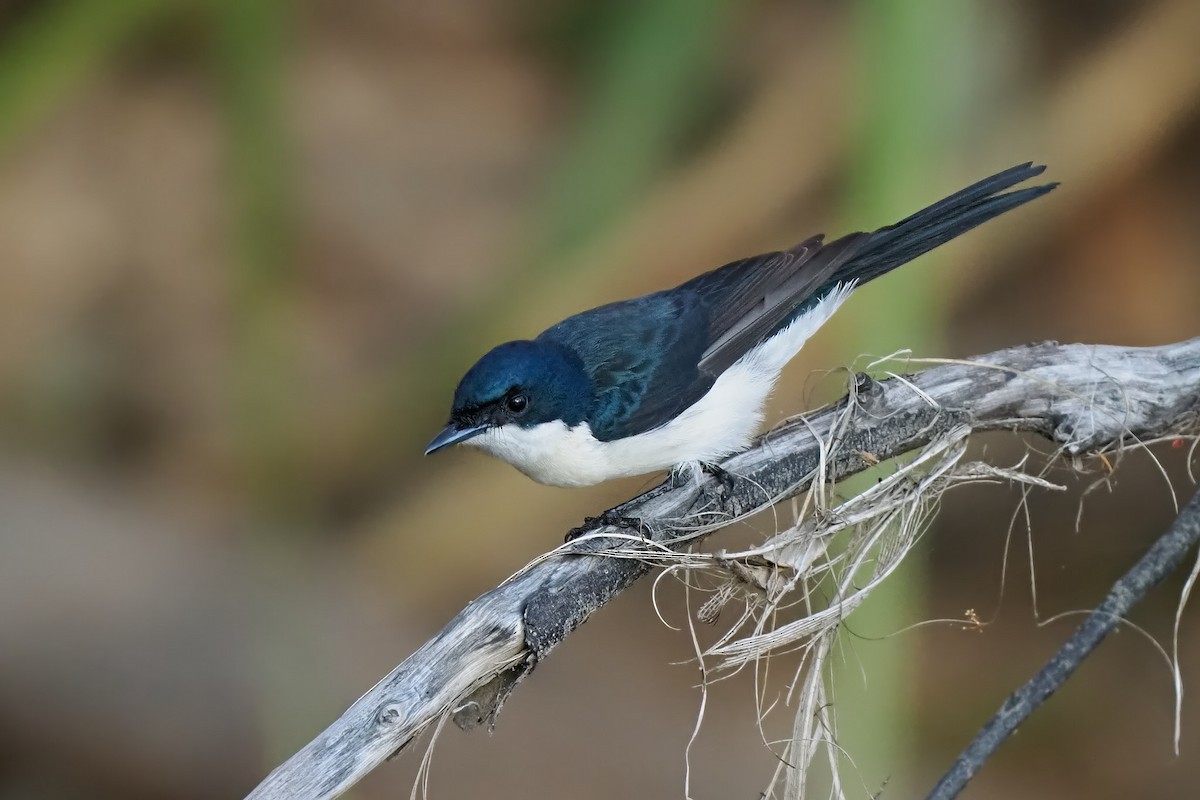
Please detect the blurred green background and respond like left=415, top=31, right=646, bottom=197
left=2, top=1, right=1199, bottom=798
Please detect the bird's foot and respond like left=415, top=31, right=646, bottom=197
left=667, top=462, right=742, bottom=525
left=672, top=460, right=734, bottom=496
left=565, top=510, right=648, bottom=542
left=700, top=462, right=736, bottom=494
left=671, top=461, right=737, bottom=496
left=695, top=462, right=741, bottom=515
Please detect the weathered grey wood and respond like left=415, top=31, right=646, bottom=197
left=245, top=338, right=1200, bottom=800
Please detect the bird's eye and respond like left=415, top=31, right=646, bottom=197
left=505, top=393, right=529, bottom=415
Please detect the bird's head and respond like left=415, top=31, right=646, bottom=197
left=425, top=339, right=593, bottom=455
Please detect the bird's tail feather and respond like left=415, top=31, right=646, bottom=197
left=829, top=162, right=1056, bottom=287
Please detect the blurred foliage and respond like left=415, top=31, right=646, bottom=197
left=526, top=0, right=735, bottom=260
left=213, top=0, right=306, bottom=516
left=1, top=1, right=1199, bottom=799
left=0, top=0, right=167, bottom=148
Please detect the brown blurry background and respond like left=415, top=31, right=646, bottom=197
left=1, top=1, right=1199, bottom=798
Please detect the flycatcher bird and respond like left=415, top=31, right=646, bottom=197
left=426, top=163, right=1055, bottom=487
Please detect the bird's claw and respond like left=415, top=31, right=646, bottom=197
left=565, top=510, right=647, bottom=542
left=668, top=461, right=736, bottom=494
left=700, top=462, right=736, bottom=494
left=695, top=462, right=743, bottom=518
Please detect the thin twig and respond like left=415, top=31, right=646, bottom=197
left=926, top=485, right=1200, bottom=800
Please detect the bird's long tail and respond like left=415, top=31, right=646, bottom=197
left=829, top=162, right=1056, bottom=287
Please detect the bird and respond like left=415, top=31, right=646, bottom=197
left=426, top=163, right=1056, bottom=488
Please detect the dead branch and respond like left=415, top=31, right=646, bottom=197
left=245, top=338, right=1200, bottom=800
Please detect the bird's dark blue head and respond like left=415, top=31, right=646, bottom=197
left=425, top=339, right=594, bottom=454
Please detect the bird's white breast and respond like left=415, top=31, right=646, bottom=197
left=468, top=284, right=855, bottom=487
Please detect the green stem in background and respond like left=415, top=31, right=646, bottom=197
left=833, top=0, right=985, bottom=794
left=213, top=0, right=305, bottom=518
left=528, top=0, right=736, bottom=262
left=213, top=0, right=342, bottom=777
left=0, top=0, right=169, bottom=152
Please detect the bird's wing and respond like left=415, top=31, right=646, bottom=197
left=691, top=233, right=869, bottom=375
left=538, top=236, right=866, bottom=441
left=538, top=162, right=1057, bottom=443
left=538, top=291, right=715, bottom=441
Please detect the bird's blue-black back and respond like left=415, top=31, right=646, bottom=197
left=537, top=163, right=1056, bottom=441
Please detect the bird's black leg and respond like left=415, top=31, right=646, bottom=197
left=669, top=461, right=737, bottom=493
left=667, top=461, right=739, bottom=509
left=695, top=462, right=741, bottom=515
left=700, top=462, right=737, bottom=493
left=565, top=510, right=648, bottom=542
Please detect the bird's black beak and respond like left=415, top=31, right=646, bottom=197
left=424, top=423, right=487, bottom=455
